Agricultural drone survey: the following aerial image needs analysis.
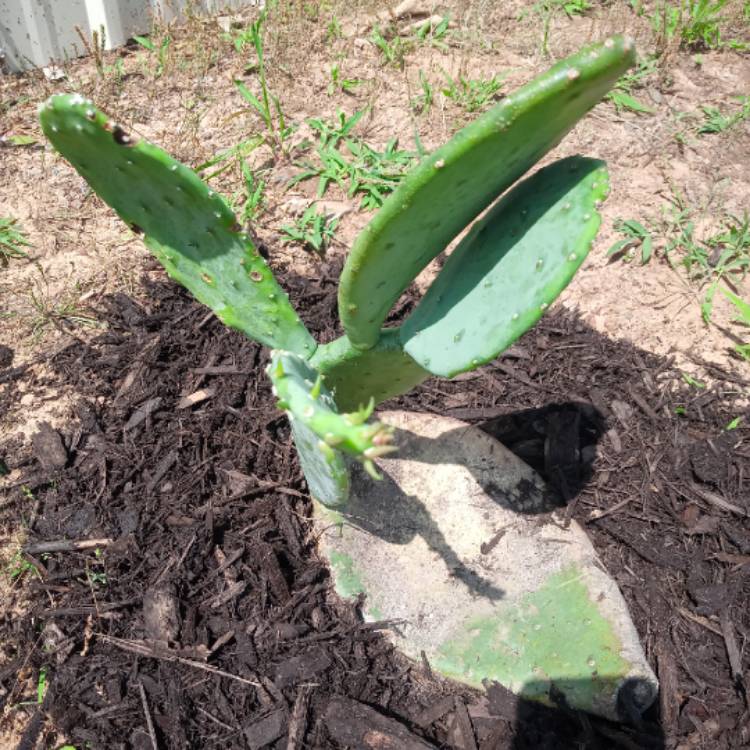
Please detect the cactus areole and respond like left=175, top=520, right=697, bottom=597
left=40, top=36, right=635, bottom=507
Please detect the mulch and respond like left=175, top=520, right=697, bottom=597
left=0, top=256, right=748, bottom=750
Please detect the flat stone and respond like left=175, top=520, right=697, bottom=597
left=314, top=410, right=658, bottom=721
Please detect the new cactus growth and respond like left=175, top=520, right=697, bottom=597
left=40, top=37, right=635, bottom=507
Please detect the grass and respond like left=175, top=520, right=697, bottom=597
left=280, top=205, right=339, bottom=256
left=370, top=15, right=452, bottom=69
left=662, top=197, right=750, bottom=323
left=370, top=25, right=411, bottom=69
left=522, top=0, right=593, bottom=56
left=290, top=110, right=419, bottom=210
left=719, top=287, right=750, bottom=360
left=411, top=70, right=434, bottom=115
left=328, top=62, right=363, bottom=96
left=607, top=219, right=654, bottom=264
left=696, top=96, right=750, bottom=134
left=650, top=0, right=732, bottom=50
left=441, top=71, right=506, bottom=113
left=24, top=276, right=101, bottom=341
left=231, top=9, right=291, bottom=157
left=606, top=55, right=658, bottom=115
left=413, top=15, right=452, bottom=51
left=0, top=217, right=31, bottom=266
left=232, top=159, right=266, bottom=226
left=132, top=31, right=172, bottom=78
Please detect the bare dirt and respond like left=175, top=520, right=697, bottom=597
left=1, top=1, right=749, bottom=748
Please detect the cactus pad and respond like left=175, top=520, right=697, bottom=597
left=39, top=94, right=315, bottom=357
left=310, top=329, right=430, bottom=411
left=401, top=157, right=608, bottom=377
left=266, top=350, right=396, bottom=485
left=289, top=418, right=350, bottom=508
left=339, top=36, right=635, bottom=349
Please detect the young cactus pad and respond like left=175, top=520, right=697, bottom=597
left=266, top=350, right=395, bottom=482
left=38, top=94, right=315, bottom=357
left=338, top=35, right=635, bottom=350
left=401, top=156, right=608, bottom=377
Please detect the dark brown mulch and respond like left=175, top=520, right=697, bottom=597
left=1, top=257, right=748, bottom=750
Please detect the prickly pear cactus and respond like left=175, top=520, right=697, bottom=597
left=40, top=36, right=636, bottom=508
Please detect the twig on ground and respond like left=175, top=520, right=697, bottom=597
left=719, top=611, right=746, bottom=700
left=24, top=537, right=113, bottom=555
left=286, top=685, right=313, bottom=750
left=139, top=680, right=159, bottom=750
left=690, top=482, right=747, bottom=517
left=97, top=634, right=261, bottom=688
left=677, top=607, right=723, bottom=637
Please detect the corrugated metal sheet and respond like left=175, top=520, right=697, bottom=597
left=0, top=0, right=258, bottom=73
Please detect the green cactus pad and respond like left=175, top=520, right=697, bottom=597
left=339, top=35, right=635, bottom=349
left=266, top=350, right=396, bottom=482
left=289, top=417, right=350, bottom=508
left=39, top=94, right=315, bottom=357
left=310, top=329, right=430, bottom=411
left=401, top=157, right=608, bottom=377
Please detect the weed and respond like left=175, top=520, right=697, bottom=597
left=232, top=160, right=266, bottom=225
left=37, top=666, right=48, bottom=704
left=327, top=63, right=362, bottom=96
left=652, top=0, right=730, bottom=50
left=5, top=550, right=38, bottom=581
left=414, top=15, right=452, bottom=51
left=281, top=205, right=338, bottom=256
left=607, top=219, right=653, bottom=264
left=411, top=70, right=434, bottom=115
left=681, top=371, right=706, bottom=388
left=663, top=200, right=750, bottom=322
left=370, top=25, right=411, bottom=69
left=696, top=96, right=750, bottom=134
left=85, top=570, right=108, bottom=586
left=606, top=55, right=658, bottom=114
left=725, top=415, right=743, bottom=429
left=232, top=10, right=291, bottom=156
left=720, top=287, right=750, bottom=360
left=291, top=112, right=419, bottom=210
left=0, top=217, right=31, bottom=266
left=132, top=32, right=172, bottom=77
left=523, top=0, right=593, bottom=56
left=441, top=71, right=506, bottom=113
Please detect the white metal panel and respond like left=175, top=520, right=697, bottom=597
left=0, top=0, right=259, bottom=73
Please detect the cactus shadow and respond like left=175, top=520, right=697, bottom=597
left=484, top=679, right=666, bottom=749
left=344, top=462, right=507, bottom=600
left=337, top=402, right=605, bottom=603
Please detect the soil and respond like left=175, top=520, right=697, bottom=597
left=1, top=255, right=749, bottom=749
left=1, top=1, right=750, bottom=748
